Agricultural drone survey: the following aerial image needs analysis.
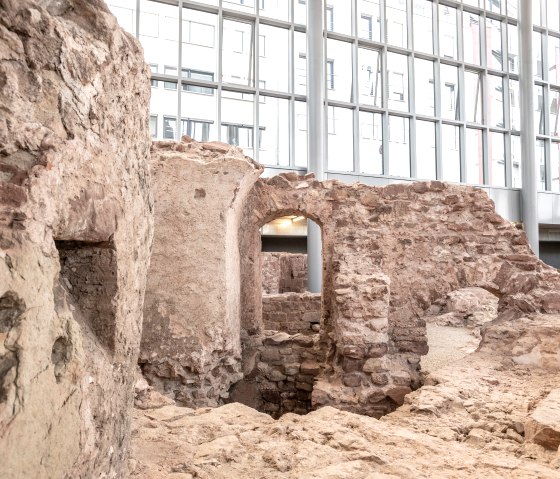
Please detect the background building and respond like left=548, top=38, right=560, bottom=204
left=108, top=0, right=560, bottom=268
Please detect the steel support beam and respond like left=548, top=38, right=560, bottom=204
left=306, top=0, right=324, bottom=293
left=518, top=0, right=539, bottom=256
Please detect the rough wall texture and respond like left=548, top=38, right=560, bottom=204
left=240, top=174, right=560, bottom=417
left=0, top=1, right=152, bottom=477
left=261, top=252, right=308, bottom=294
left=230, top=331, right=324, bottom=418
left=140, top=138, right=262, bottom=407
left=262, top=292, right=321, bottom=334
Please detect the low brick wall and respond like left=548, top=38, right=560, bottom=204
left=231, top=332, right=324, bottom=417
left=262, top=292, right=321, bottom=334
left=262, top=252, right=307, bottom=293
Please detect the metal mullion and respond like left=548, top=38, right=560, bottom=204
left=289, top=19, right=295, bottom=167
left=380, top=0, right=387, bottom=46
left=351, top=0, right=360, bottom=174
left=221, top=9, right=257, bottom=22
left=432, top=0, right=438, bottom=58
left=177, top=1, right=183, bottom=140
left=459, top=120, right=467, bottom=182
left=217, top=2, right=223, bottom=141
left=381, top=44, right=389, bottom=175
left=482, top=126, right=490, bottom=184
left=545, top=138, right=552, bottom=190
left=408, top=53, right=416, bottom=178
left=406, top=0, right=413, bottom=51
left=258, top=16, right=293, bottom=29
left=503, top=75, right=512, bottom=187
left=435, top=118, right=443, bottom=180
left=323, top=2, right=329, bottom=173
left=254, top=9, right=260, bottom=164
left=135, top=0, right=140, bottom=38
left=181, top=1, right=219, bottom=15
left=457, top=2, right=464, bottom=62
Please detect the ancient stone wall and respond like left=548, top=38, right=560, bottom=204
left=0, top=1, right=153, bottom=477
left=262, top=292, right=321, bottom=334
left=240, top=175, right=560, bottom=417
left=140, top=139, right=262, bottom=407
left=261, top=252, right=308, bottom=293
left=230, top=331, right=324, bottom=418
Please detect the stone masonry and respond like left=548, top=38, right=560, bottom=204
left=140, top=138, right=262, bottom=407
left=240, top=174, right=560, bottom=417
left=0, top=1, right=153, bottom=477
left=262, top=292, right=321, bottom=334
left=262, top=252, right=308, bottom=293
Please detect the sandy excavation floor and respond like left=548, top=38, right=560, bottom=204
left=421, top=325, right=480, bottom=373
left=130, top=316, right=560, bottom=479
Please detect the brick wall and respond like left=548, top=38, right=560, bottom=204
left=262, top=292, right=321, bottom=334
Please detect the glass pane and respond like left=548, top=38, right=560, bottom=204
left=387, top=53, right=409, bottom=112
left=488, top=75, right=504, bottom=128
left=442, top=124, right=461, bottom=182
left=181, top=85, right=217, bottom=141
left=548, top=35, right=560, bottom=85
left=295, top=101, right=307, bottom=167
left=415, top=120, right=436, bottom=180
left=415, top=59, right=435, bottom=117
left=440, top=64, right=459, bottom=120
left=508, top=24, right=519, bottom=74
left=259, top=96, right=290, bottom=166
left=551, top=90, right=560, bottom=137
left=413, top=0, right=433, bottom=54
left=222, top=19, right=254, bottom=86
left=507, top=0, right=518, bottom=19
left=511, top=135, right=522, bottom=187
left=223, top=0, right=255, bottom=14
left=358, top=48, right=382, bottom=107
left=463, top=0, right=479, bottom=7
left=140, top=0, right=179, bottom=71
left=463, top=12, right=481, bottom=65
left=485, top=0, right=502, bottom=14
left=359, top=111, right=383, bottom=174
left=549, top=0, right=560, bottom=32
left=149, top=115, right=157, bottom=138
left=535, top=85, right=545, bottom=135
left=534, top=32, right=543, bottom=79
left=259, top=25, right=289, bottom=93
left=536, top=139, right=546, bottom=189
left=357, top=0, right=381, bottom=42
left=489, top=132, right=505, bottom=187
left=294, top=0, right=307, bottom=25
left=510, top=79, right=520, bottom=131
left=327, top=107, right=354, bottom=172
left=466, top=128, right=484, bottom=184
left=107, top=0, right=137, bottom=35
left=182, top=9, right=218, bottom=82
left=259, top=0, right=289, bottom=21
left=388, top=116, right=410, bottom=177
left=294, top=32, right=307, bottom=95
left=486, top=18, right=503, bottom=70
left=386, top=0, right=408, bottom=48
left=326, top=0, right=352, bottom=35
left=533, top=0, right=542, bottom=27
left=465, top=71, right=482, bottom=123
left=221, top=90, right=254, bottom=157
left=154, top=87, right=178, bottom=139
left=439, top=5, right=457, bottom=60
left=327, top=39, right=353, bottom=102
left=552, top=142, right=560, bottom=191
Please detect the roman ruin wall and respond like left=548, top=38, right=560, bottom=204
left=0, top=1, right=153, bottom=477
left=140, top=139, right=262, bottom=407
left=262, top=292, right=321, bottom=334
left=240, top=174, right=560, bottom=417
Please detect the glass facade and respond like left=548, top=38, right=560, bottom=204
left=108, top=0, right=560, bottom=192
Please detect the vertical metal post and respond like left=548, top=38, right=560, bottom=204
left=519, top=0, right=539, bottom=255
left=307, top=0, right=324, bottom=293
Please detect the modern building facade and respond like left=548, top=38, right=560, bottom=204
left=108, top=0, right=560, bottom=267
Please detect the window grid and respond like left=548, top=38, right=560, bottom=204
left=107, top=0, right=560, bottom=191
left=532, top=0, right=560, bottom=191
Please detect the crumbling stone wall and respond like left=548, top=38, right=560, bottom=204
left=240, top=175, right=560, bottom=417
left=262, top=292, right=321, bottom=334
left=262, top=252, right=308, bottom=293
left=140, top=139, right=262, bottom=407
left=230, top=331, right=324, bottom=418
left=0, top=1, right=153, bottom=477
